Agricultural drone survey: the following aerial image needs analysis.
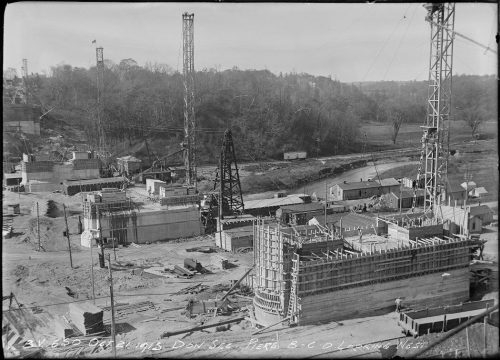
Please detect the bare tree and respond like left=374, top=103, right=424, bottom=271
left=461, top=104, right=483, bottom=139
left=388, top=108, right=405, bottom=144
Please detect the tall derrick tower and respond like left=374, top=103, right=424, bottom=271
left=182, top=12, right=197, bottom=189
left=202, top=129, right=244, bottom=233
left=21, top=58, right=29, bottom=104
left=414, top=3, right=455, bottom=214
left=96, top=46, right=106, bottom=157
left=217, top=129, right=244, bottom=218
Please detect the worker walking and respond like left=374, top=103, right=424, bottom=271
left=395, top=297, right=402, bottom=313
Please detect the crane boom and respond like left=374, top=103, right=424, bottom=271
left=426, top=19, right=497, bottom=54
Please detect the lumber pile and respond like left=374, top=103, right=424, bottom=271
left=54, top=316, right=74, bottom=339
left=174, top=283, right=209, bottom=295
left=68, top=302, right=103, bottom=336
left=174, top=265, right=194, bottom=278
left=101, top=301, right=155, bottom=319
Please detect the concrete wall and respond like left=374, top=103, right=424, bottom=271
left=387, top=223, right=443, bottom=240
left=28, top=182, right=60, bottom=192
left=4, top=120, right=40, bottom=136
left=436, top=205, right=470, bottom=234
left=21, top=159, right=99, bottom=188
left=97, top=207, right=202, bottom=244
left=408, top=224, right=443, bottom=240
left=298, top=268, right=469, bottom=325
left=220, top=227, right=254, bottom=252
left=387, top=223, right=409, bottom=240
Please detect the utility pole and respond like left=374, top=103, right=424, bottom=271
left=63, top=204, right=73, bottom=268
left=399, top=180, right=403, bottom=216
left=324, top=181, right=328, bottom=227
left=107, top=254, right=117, bottom=358
left=21, top=58, right=29, bottom=104
left=98, top=208, right=105, bottom=268
left=36, top=202, right=41, bottom=251
left=89, top=232, right=96, bottom=304
left=182, top=12, right=197, bottom=189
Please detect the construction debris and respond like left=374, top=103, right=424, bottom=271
left=186, top=299, right=229, bottom=316
left=184, top=258, right=203, bottom=272
left=101, top=301, right=155, bottom=318
left=68, top=302, right=104, bottom=336
left=54, top=316, right=74, bottom=339
left=173, top=264, right=194, bottom=278
left=174, top=283, right=209, bottom=295
left=185, top=246, right=216, bottom=253
left=161, top=316, right=245, bottom=338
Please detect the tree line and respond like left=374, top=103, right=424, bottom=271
left=4, top=61, right=496, bottom=163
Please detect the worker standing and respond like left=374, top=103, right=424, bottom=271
left=358, top=228, right=363, bottom=243
left=395, top=297, right=402, bottom=313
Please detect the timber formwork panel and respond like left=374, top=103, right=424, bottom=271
left=253, top=221, right=475, bottom=326
left=298, top=268, right=470, bottom=325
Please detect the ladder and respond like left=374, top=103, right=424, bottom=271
left=286, top=253, right=300, bottom=323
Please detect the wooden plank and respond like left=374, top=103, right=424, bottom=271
left=161, top=317, right=245, bottom=338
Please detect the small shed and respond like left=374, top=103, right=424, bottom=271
left=469, top=186, right=488, bottom=198
left=382, top=188, right=425, bottom=209
left=284, top=151, right=307, bottom=160
left=116, top=155, right=142, bottom=175
left=442, top=180, right=466, bottom=203
left=3, top=173, right=22, bottom=186
left=218, top=226, right=254, bottom=252
left=469, top=205, right=494, bottom=226
left=7, top=204, right=20, bottom=215
left=276, top=202, right=326, bottom=225
left=146, top=179, right=165, bottom=195
left=375, top=178, right=401, bottom=194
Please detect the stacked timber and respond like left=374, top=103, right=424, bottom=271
left=68, top=302, right=103, bottom=335
left=54, top=316, right=74, bottom=339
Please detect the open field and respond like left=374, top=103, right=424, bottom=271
left=360, top=120, right=498, bottom=151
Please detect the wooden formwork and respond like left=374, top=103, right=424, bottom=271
left=253, top=220, right=477, bottom=326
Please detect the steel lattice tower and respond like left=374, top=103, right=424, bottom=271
left=182, top=13, right=197, bottom=189
left=216, top=129, right=244, bottom=218
left=96, top=47, right=106, bottom=155
left=415, top=3, right=455, bottom=214
left=21, top=59, right=29, bottom=104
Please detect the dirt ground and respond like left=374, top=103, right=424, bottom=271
left=2, top=160, right=499, bottom=358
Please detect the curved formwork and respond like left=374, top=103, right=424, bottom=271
left=252, top=220, right=477, bottom=326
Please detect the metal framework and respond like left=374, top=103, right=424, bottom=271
left=96, top=47, right=107, bottom=156
left=217, top=129, right=244, bottom=218
left=21, top=59, right=29, bottom=104
left=182, top=13, right=197, bottom=188
left=414, top=3, right=455, bottom=214
left=202, top=129, right=244, bottom=233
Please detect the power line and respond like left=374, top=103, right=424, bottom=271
left=382, top=4, right=419, bottom=81
left=361, top=4, right=410, bottom=82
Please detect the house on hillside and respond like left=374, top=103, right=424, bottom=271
left=382, top=188, right=425, bottom=209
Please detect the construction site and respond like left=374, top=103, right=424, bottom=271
left=3, top=3, right=499, bottom=359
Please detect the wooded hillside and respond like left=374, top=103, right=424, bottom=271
left=4, top=62, right=496, bottom=164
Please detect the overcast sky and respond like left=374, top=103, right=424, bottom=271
left=3, top=2, right=497, bottom=82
